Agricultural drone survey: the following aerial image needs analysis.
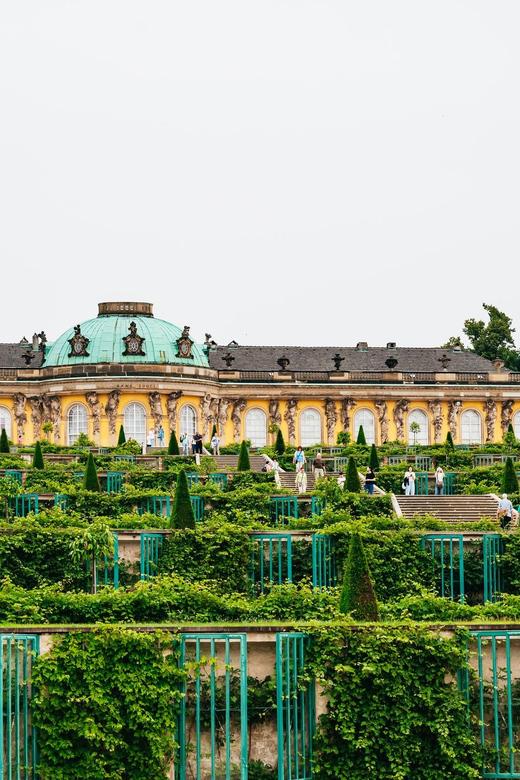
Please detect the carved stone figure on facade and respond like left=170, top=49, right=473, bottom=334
left=269, top=399, right=282, bottom=429
left=427, top=400, right=444, bottom=444
left=166, top=391, right=183, bottom=433
left=199, top=393, right=213, bottom=438
left=105, top=390, right=121, bottom=435
left=148, top=392, right=163, bottom=431
left=209, top=397, right=220, bottom=433
left=85, top=392, right=102, bottom=436
left=68, top=324, right=90, bottom=357
left=374, top=400, right=389, bottom=444
left=217, top=399, right=231, bottom=441
left=284, top=399, right=299, bottom=445
left=340, top=398, right=356, bottom=431
left=48, top=396, right=62, bottom=443
left=501, top=400, right=515, bottom=436
left=37, top=332, right=47, bottom=352
left=13, top=393, right=27, bottom=441
left=122, top=322, right=146, bottom=356
left=28, top=396, right=43, bottom=440
left=22, top=350, right=35, bottom=365
left=393, top=399, right=410, bottom=441
left=324, top=399, right=337, bottom=445
left=483, top=399, right=497, bottom=442
left=448, top=400, right=463, bottom=441
left=231, top=398, right=247, bottom=442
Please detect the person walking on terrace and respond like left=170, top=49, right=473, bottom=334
left=312, top=453, right=326, bottom=481
left=293, top=446, right=306, bottom=472
left=295, top=467, right=307, bottom=494
left=497, top=493, right=514, bottom=529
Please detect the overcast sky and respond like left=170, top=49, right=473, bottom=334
left=1, top=2, right=519, bottom=349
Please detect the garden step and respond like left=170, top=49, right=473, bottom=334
left=396, top=495, right=499, bottom=523
left=212, top=455, right=267, bottom=473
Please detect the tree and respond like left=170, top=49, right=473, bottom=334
left=32, top=441, right=44, bottom=470
left=356, top=426, right=367, bottom=445
left=0, top=428, right=9, bottom=453
left=117, top=425, right=126, bottom=446
left=336, top=431, right=351, bottom=446
left=445, top=431, right=455, bottom=450
left=339, top=532, right=379, bottom=621
left=237, top=440, right=251, bottom=471
left=69, top=521, right=115, bottom=594
left=0, top=475, right=21, bottom=519
left=504, top=423, right=517, bottom=449
left=369, top=443, right=379, bottom=471
left=346, top=456, right=362, bottom=492
left=42, top=422, right=53, bottom=442
left=444, top=303, right=520, bottom=370
left=409, top=421, right=420, bottom=445
left=171, top=469, right=196, bottom=530
left=82, top=452, right=100, bottom=492
left=168, top=431, right=180, bottom=455
left=502, top=457, right=519, bottom=494
left=274, top=429, right=286, bottom=456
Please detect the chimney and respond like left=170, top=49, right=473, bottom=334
left=32, top=333, right=39, bottom=350
left=386, top=342, right=396, bottom=349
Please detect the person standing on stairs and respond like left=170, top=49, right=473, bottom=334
left=211, top=432, right=220, bottom=455
left=434, top=466, right=445, bottom=495
left=295, top=467, right=307, bottom=493
left=272, top=457, right=282, bottom=488
left=312, top=453, right=326, bottom=481
left=293, top=446, right=306, bottom=472
left=365, top=466, right=376, bottom=495
left=404, top=465, right=416, bottom=495
left=497, top=493, right=514, bottom=529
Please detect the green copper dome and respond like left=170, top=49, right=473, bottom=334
left=43, top=302, right=209, bottom=368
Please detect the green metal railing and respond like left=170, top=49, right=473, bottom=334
left=4, top=471, right=22, bottom=486
left=87, top=534, right=119, bottom=589
left=312, top=534, right=336, bottom=589
left=443, top=473, right=457, bottom=495
left=178, top=633, right=248, bottom=780
left=421, top=534, right=465, bottom=602
left=140, top=533, right=164, bottom=581
left=405, top=446, right=417, bottom=454
left=0, top=634, right=39, bottom=779
left=329, top=447, right=343, bottom=455
left=474, top=455, right=495, bottom=467
left=502, top=454, right=518, bottom=463
left=190, top=496, right=204, bottom=521
left=311, top=497, right=326, bottom=517
left=209, top=472, right=228, bottom=488
left=415, top=473, right=428, bottom=495
left=113, top=455, right=134, bottom=463
left=98, top=447, right=110, bottom=455
left=54, top=494, right=69, bottom=511
left=333, top=457, right=350, bottom=472
left=72, top=472, right=84, bottom=484
left=106, top=472, right=125, bottom=493
left=415, top=456, right=431, bottom=471
left=186, top=472, right=199, bottom=487
left=136, top=496, right=170, bottom=517
left=388, top=455, right=407, bottom=465
left=276, top=633, right=315, bottom=780
left=456, top=445, right=471, bottom=450
left=270, top=497, right=298, bottom=524
left=483, top=534, right=504, bottom=604
left=9, top=495, right=38, bottom=518
left=250, top=534, right=292, bottom=593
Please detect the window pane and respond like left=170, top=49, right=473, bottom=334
left=0, top=407, right=12, bottom=439
left=124, top=403, right=147, bottom=445
left=461, top=410, right=481, bottom=444
left=299, top=409, right=321, bottom=447
left=515, top=412, right=520, bottom=440
left=67, top=404, right=88, bottom=445
left=180, top=405, right=197, bottom=438
left=245, top=409, right=267, bottom=447
left=408, top=409, right=428, bottom=445
left=353, top=410, right=375, bottom=445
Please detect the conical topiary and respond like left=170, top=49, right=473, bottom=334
left=356, top=425, right=367, bottom=445
left=168, top=431, right=180, bottom=455
left=339, top=532, right=379, bottom=621
left=274, top=429, right=285, bottom=456
left=210, top=424, right=217, bottom=440
left=117, top=425, right=126, bottom=446
left=237, top=440, right=251, bottom=471
left=32, top=440, right=44, bottom=470
left=508, top=423, right=515, bottom=435
left=502, top=456, right=519, bottom=494
left=82, top=452, right=100, bottom=492
left=345, top=456, right=362, bottom=492
left=172, top=469, right=196, bottom=530
left=0, top=429, right=9, bottom=453
left=445, top=431, right=455, bottom=449
left=369, top=443, right=379, bottom=470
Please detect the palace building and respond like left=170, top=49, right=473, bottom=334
left=0, top=301, right=517, bottom=448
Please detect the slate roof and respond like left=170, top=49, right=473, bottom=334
left=208, top=345, right=503, bottom=373
left=0, top=344, right=44, bottom=369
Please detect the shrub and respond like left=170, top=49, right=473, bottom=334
left=336, top=431, right=351, bottom=446
left=356, top=425, right=367, bottom=445
left=168, top=431, right=180, bottom=455
left=172, top=469, right=195, bottom=529
left=237, top=441, right=251, bottom=471
left=32, top=440, right=44, bottom=470
left=345, top=456, right=362, bottom=492
left=210, top=423, right=217, bottom=440
left=502, top=456, right=519, bottom=494
left=369, top=443, right=379, bottom=470
left=117, top=425, right=126, bottom=445
left=82, top=452, right=100, bottom=492
left=275, top=429, right=286, bottom=456
left=339, top=532, right=379, bottom=620
left=0, top=429, right=9, bottom=453
left=445, top=431, right=455, bottom=449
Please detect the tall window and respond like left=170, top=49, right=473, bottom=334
left=407, top=408, right=429, bottom=445
left=353, top=409, right=375, bottom=445
left=124, top=403, right=147, bottom=445
left=299, top=409, right=322, bottom=447
left=245, top=408, right=267, bottom=448
left=0, top=407, right=12, bottom=439
left=180, top=405, right=197, bottom=438
left=514, top=411, right=520, bottom=440
left=461, top=410, right=482, bottom=444
left=67, top=404, right=88, bottom=445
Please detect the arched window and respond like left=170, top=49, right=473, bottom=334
left=407, top=408, right=429, bottom=445
left=245, top=408, right=267, bottom=448
left=299, top=408, right=322, bottom=447
left=67, top=404, right=88, bottom=445
left=180, top=405, right=197, bottom=438
left=124, top=403, right=147, bottom=445
left=353, top=409, right=375, bottom=445
left=0, top=407, right=12, bottom=440
left=461, top=410, right=482, bottom=444
left=514, top=411, right=520, bottom=440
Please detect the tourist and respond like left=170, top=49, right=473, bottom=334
left=403, top=465, right=416, bottom=495
left=157, top=425, right=165, bottom=447
left=147, top=428, right=155, bottom=448
left=497, top=493, right=514, bottom=529
left=180, top=432, right=189, bottom=456
left=364, top=466, right=376, bottom=495
left=193, top=431, right=203, bottom=454
left=293, top=446, right=306, bottom=472
left=337, top=471, right=345, bottom=488
left=295, top=467, right=307, bottom=494
left=272, top=457, right=281, bottom=488
left=312, top=453, right=326, bottom=480
left=211, top=432, right=220, bottom=455
left=434, top=466, right=445, bottom=495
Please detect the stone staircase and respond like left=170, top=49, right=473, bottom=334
left=277, top=472, right=316, bottom=493
left=212, top=454, right=267, bottom=473
left=395, top=495, right=499, bottom=524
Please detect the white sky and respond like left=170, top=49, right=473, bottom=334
left=1, top=2, right=519, bottom=349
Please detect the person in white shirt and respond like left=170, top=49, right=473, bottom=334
left=434, top=467, right=445, bottom=496
left=337, top=471, right=345, bottom=489
left=211, top=434, right=220, bottom=455
left=272, top=457, right=281, bottom=488
left=404, top=466, right=416, bottom=495
left=497, top=493, right=514, bottom=529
